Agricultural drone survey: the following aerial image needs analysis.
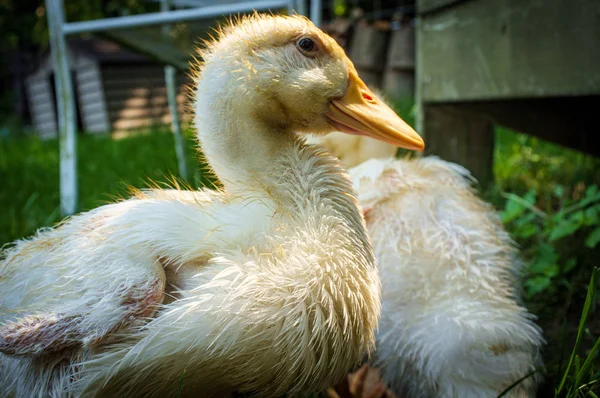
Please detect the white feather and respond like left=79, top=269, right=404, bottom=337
left=312, top=131, right=545, bottom=397
left=0, top=15, right=380, bottom=398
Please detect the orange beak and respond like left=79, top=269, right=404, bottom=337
left=326, top=69, right=425, bottom=151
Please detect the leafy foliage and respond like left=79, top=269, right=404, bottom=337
left=501, top=186, right=600, bottom=299
left=492, top=128, right=599, bottom=397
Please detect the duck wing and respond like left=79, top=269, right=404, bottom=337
left=0, top=201, right=168, bottom=356
left=0, top=187, right=273, bottom=358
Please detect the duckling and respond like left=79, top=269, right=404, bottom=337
left=0, top=14, right=425, bottom=398
left=307, top=131, right=545, bottom=397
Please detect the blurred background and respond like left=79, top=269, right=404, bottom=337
left=0, top=0, right=598, bottom=396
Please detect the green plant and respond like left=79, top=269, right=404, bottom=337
left=501, top=185, right=600, bottom=299
left=555, top=267, right=599, bottom=398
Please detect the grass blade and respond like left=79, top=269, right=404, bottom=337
left=573, top=336, right=600, bottom=395
left=556, top=267, right=598, bottom=395
left=496, top=368, right=541, bottom=397
left=176, top=368, right=186, bottom=398
left=557, top=317, right=569, bottom=378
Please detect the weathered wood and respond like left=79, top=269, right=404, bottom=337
left=106, top=87, right=168, bottom=97
left=108, top=106, right=170, bottom=120
left=74, top=62, right=110, bottom=134
left=103, top=78, right=167, bottom=89
left=418, top=0, right=468, bottom=14
left=386, top=24, right=415, bottom=70
left=381, top=69, right=414, bottom=101
left=323, top=17, right=352, bottom=50
left=382, top=22, right=415, bottom=100
left=101, top=29, right=190, bottom=71
left=113, top=118, right=157, bottom=131
left=112, top=113, right=179, bottom=130
left=422, top=104, right=495, bottom=189
left=458, top=97, right=600, bottom=157
left=107, top=96, right=173, bottom=108
left=101, top=61, right=190, bottom=133
left=349, top=21, right=390, bottom=88
left=100, top=65, right=164, bottom=78
left=418, top=0, right=600, bottom=102
left=25, top=75, right=57, bottom=138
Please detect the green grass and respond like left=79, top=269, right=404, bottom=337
left=0, top=128, right=214, bottom=246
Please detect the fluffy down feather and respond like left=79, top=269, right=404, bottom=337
left=0, top=14, right=384, bottom=397
left=309, top=130, right=545, bottom=397
left=350, top=157, right=544, bottom=398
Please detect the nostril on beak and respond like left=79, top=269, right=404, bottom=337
left=362, top=92, right=375, bottom=103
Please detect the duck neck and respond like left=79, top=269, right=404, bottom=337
left=195, top=93, right=298, bottom=195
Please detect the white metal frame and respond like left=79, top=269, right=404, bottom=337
left=45, top=0, right=321, bottom=215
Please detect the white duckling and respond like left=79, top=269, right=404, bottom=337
left=0, top=14, right=425, bottom=398
left=307, top=130, right=545, bottom=398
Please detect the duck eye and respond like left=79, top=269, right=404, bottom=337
left=297, top=37, right=316, bottom=54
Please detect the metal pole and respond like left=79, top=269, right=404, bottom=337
left=46, top=0, right=78, bottom=216
left=310, top=0, right=321, bottom=27
left=161, top=0, right=188, bottom=182
left=62, top=0, right=290, bottom=35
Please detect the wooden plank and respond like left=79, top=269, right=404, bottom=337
left=76, top=81, right=104, bottom=94
left=80, top=101, right=107, bottom=114
left=112, top=118, right=155, bottom=130
left=103, top=78, right=166, bottom=90
left=74, top=62, right=110, bottom=134
left=107, top=96, right=168, bottom=108
left=386, top=25, right=415, bottom=70
left=100, top=29, right=190, bottom=71
left=111, top=114, right=185, bottom=130
left=31, top=101, right=55, bottom=115
left=27, top=81, right=51, bottom=95
left=77, top=79, right=104, bottom=92
left=76, top=68, right=100, bottom=79
left=458, top=97, right=600, bottom=157
left=418, top=0, right=469, bottom=14
left=25, top=76, right=58, bottom=136
left=418, top=0, right=600, bottom=102
left=422, top=104, right=494, bottom=189
left=106, top=87, right=167, bottom=97
left=101, top=70, right=190, bottom=83
left=106, top=95, right=186, bottom=108
left=101, top=66, right=164, bottom=78
left=81, top=111, right=109, bottom=123
left=381, top=70, right=414, bottom=100
left=348, top=22, right=390, bottom=88
left=109, top=106, right=170, bottom=119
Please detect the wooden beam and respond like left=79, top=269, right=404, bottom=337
left=422, top=104, right=495, bottom=189
left=457, top=96, right=600, bottom=157
left=417, top=0, right=600, bottom=102
left=99, top=29, right=190, bottom=71
left=417, top=0, right=472, bottom=14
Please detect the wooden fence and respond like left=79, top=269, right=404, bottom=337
left=323, top=14, right=415, bottom=102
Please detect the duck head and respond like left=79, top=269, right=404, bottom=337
left=194, top=14, right=424, bottom=151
